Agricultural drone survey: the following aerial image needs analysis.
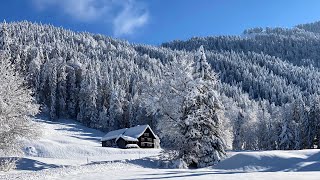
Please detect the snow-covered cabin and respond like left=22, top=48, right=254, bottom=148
left=101, top=125, right=160, bottom=149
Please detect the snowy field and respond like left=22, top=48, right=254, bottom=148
left=0, top=117, right=320, bottom=180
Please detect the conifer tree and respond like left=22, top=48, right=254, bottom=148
left=181, top=46, right=225, bottom=167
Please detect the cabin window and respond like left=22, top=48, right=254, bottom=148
left=147, top=138, right=152, bottom=142
left=143, top=133, right=149, bottom=136
left=141, top=143, right=145, bottom=147
left=147, top=143, right=152, bottom=147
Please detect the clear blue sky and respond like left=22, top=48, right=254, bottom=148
left=1, top=0, right=320, bottom=45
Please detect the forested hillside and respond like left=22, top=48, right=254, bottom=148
left=1, top=21, right=320, bottom=153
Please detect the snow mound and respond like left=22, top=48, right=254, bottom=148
left=214, top=150, right=320, bottom=172
left=24, top=146, right=39, bottom=157
left=125, top=144, right=140, bottom=149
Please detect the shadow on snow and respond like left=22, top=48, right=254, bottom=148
left=119, top=151, right=320, bottom=179
left=213, top=150, right=320, bottom=172
left=34, top=115, right=105, bottom=144
left=15, top=158, right=61, bottom=171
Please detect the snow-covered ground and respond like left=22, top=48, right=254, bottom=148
left=0, top=117, right=320, bottom=180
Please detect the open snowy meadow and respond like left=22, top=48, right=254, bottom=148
left=1, top=117, right=319, bottom=180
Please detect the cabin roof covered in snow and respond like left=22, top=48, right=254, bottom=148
left=101, top=128, right=127, bottom=141
left=101, top=125, right=158, bottom=142
left=116, top=135, right=139, bottom=142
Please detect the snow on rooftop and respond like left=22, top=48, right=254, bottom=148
left=101, top=125, right=158, bottom=142
left=123, top=125, right=149, bottom=138
left=116, top=135, right=139, bottom=142
left=101, top=128, right=127, bottom=141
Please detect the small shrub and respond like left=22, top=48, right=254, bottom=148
left=0, top=157, right=18, bottom=172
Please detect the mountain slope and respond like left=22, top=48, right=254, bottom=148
left=1, top=21, right=320, bottom=151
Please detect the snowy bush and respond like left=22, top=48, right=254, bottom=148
left=157, top=150, right=187, bottom=169
left=0, top=157, right=17, bottom=172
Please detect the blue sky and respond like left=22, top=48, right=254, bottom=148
left=1, top=0, right=320, bottom=45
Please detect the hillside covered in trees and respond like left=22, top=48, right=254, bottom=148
left=1, top=21, right=320, bottom=155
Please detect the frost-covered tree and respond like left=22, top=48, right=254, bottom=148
left=232, top=111, right=245, bottom=150
left=181, top=46, right=226, bottom=167
left=48, top=59, right=58, bottom=120
left=256, top=101, right=275, bottom=150
left=0, top=52, right=39, bottom=155
left=143, top=55, right=193, bottom=150
left=279, top=103, right=295, bottom=150
left=66, top=66, right=78, bottom=118
left=291, top=99, right=306, bottom=150
left=309, top=95, right=320, bottom=149
left=77, top=64, right=98, bottom=126
left=0, top=21, right=10, bottom=51
left=144, top=47, right=225, bottom=168
left=108, top=85, right=124, bottom=130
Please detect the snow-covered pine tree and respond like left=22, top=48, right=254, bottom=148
left=27, top=48, right=42, bottom=102
left=181, top=46, right=226, bottom=168
left=291, top=99, right=305, bottom=150
left=301, top=105, right=312, bottom=149
left=49, top=59, right=58, bottom=120
left=98, top=105, right=109, bottom=131
left=66, top=66, right=78, bottom=118
left=77, top=63, right=98, bottom=126
left=0, top=21, right=10, bottom=51
left=256, top=101, right=274, bottom=150
left=108, top=86, right=124, bottom=130
left=279, top=103, right=295, bottom=150
left=269, top=103, right=283, bottom=150
left=232, top=111, right=245, bottom=150
left=309, top=95, right=320, bottom=149
left=144, top=47, right=226, bottom=168
left=0, top=52, right=39, bottom=155
left=241, top=105, right=259, bottom=150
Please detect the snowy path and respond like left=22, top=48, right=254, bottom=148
left=1, top=118, right=320, bottom=180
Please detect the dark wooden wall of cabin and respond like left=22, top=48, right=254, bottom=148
left=138, top=128, right=155, bottom=148
left=117, top=138, right=126, bottom=148
left=102, top=140, right=113, bottom=147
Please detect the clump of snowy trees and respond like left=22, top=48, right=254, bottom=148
left=162, top=23, right=320, bottom=150
left=0, top=21, right=162, bottom=133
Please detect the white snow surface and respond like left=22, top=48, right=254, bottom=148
left=125, top=144, right=140, bottom=148
left=0, top=117, right=319, bottom=180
